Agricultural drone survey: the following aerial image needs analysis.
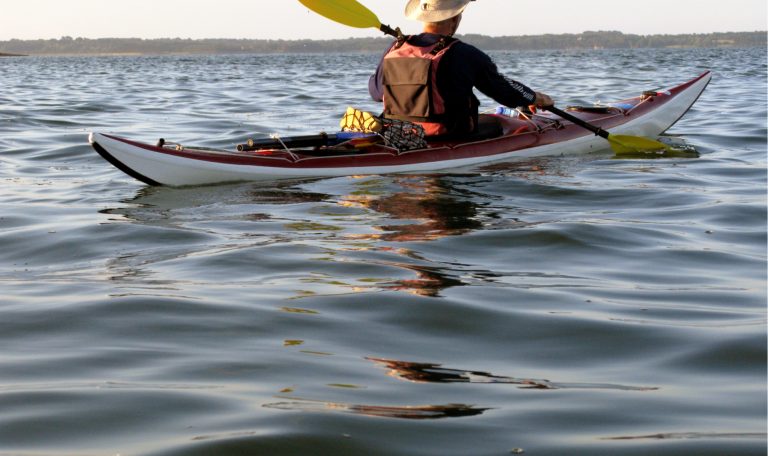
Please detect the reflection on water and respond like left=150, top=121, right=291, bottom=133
left=368, top=357, right=554, bottom=388
left=337, top=175, right=525, bottom=297
left=380, top=263, right=466, bottom=297
left=263, top=399, right=490, bottom=420
left=367, top=358, right=658, bottom=391
left=342, top=176, right=485, bottom=242
left=100, top=175, right=498, bottom=299
left=602, top=432, right=768, bottom=441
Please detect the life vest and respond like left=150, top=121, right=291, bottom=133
left=381, top=36, right=460, bottom=136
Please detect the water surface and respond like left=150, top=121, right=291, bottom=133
left=0, top=47, right=766, bottom=455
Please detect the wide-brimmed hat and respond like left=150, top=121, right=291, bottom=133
left=404, top=0, right=473, bottom=23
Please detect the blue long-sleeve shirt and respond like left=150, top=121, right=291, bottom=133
left=369, top=34, right=537, bottom=132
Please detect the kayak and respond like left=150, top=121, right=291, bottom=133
left=89, top=71, right=711, bottom=187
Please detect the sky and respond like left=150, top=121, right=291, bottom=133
left=1, top=0, right=766, bottom=41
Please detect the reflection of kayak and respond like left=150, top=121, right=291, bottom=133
left=89, top=72, right=710, bottom=186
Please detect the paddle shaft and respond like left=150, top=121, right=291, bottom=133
left=544, top=106, right=610, bottom=140
left=237, top=133, right=337, bottom=151
left=379, top=24, right=400, bottom=38
left=236, top=131, right=380, bottom=152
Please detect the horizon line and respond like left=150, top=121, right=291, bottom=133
left=1, top=30, right=766, bottom=42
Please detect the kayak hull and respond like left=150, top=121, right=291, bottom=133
left=90, top=71, right=711, bottom=186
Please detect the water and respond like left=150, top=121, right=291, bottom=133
left=0, top=48, right=766, bottom=455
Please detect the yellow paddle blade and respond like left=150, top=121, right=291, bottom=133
left=608, top=134, right=676, bottom=155
left=299, top=0, right=381, bottom=29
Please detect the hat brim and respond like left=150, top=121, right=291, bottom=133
left=404, top=0, right=471, bottom=23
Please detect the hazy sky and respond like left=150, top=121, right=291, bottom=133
left=1, top=0, right=766, bottom=41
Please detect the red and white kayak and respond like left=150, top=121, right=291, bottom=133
left=89, top=71, right=710, bottom=186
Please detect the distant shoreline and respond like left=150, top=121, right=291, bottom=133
left=1, top=31, right=764, bottom=56
left=0, top=52, right=27, bottom=57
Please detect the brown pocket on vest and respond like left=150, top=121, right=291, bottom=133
left=382, top=57, right=432, bottom=118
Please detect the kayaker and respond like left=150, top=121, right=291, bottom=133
left=369, top=0, right=554, bottom=137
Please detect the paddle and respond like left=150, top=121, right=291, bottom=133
left=298, top=0, right=402, bottom=38
left=544, top=105, right=676, bottom=155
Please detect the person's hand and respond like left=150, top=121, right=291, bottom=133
left=534, top=92, right=554, bottom=108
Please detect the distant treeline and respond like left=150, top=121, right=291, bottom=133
left=1, top=31, right=765, bottom=56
